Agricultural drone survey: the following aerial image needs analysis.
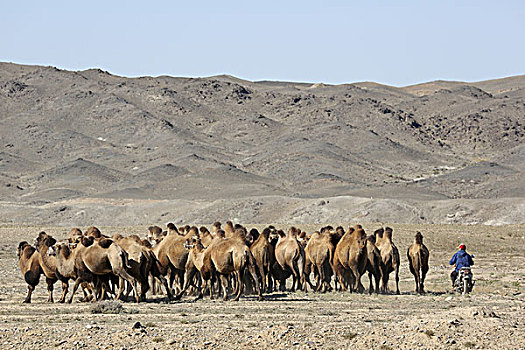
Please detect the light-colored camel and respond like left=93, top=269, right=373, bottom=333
left=35, top=232, right=70, bottom=303
left=332, top=227, right=368, bottom=292
left=304, top=228, right=338, bottom=292
left=275, top=227, right=305, bottom=292
left=17, top=242, right=42, bottom=303
left=407, top=231, right=430, bottom=294
left=374, top=227, right=401, bottom=294
left=54, top=241, right=94, bottom=302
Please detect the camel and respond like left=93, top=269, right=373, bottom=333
left=332, top=227, right=368, bottom=292
left=407, top=231, right=430, bottom=294
left=304, top=228, right=339, bottom=292
left=66, top=235, right=140, bottom=303
left=17, top=242, right=42, bottom=303
left=112, top=234, right=157, bottom=301
left=35, top=232, right=69, bottom=303
left=365, top=235, right=384, bottom=294
left=54, top=241, right=94, bottom=302
left=174, top=234, right=219, bottom=301
left=268, top=229, right=290, bottom=291
left=151, top=223, right=192, bottom=294
left=250, top=227, right=272, bottom=293
left=374, top=227, right=401, bottom=294
left=202, top=228, right=263, bottom=301
left=275, top=227, right=305, bottom=292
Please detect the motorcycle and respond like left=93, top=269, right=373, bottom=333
left=454, top=267, right=475, bottom=295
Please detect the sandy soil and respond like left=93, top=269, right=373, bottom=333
left=1, top=223, right=524, bottom=349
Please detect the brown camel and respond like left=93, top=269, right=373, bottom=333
left=35, top=232, right=70, bottom=303
left=332, top=227, right=368, bottom=292
left=174, top=234, right=218, bottom=301
left=374, top=227, right=401, bottom=294
left=304, top=227, right=339, bottom=292
left=66, top=236, right=140, bottom=303
left=112, top=234, right=157, bottom=301
left=275, top=227, right=305, bottom=292
left=407, top=231, right=430, bottom=294
left=365, top=235, right=384, bottom=294
left=202, top=229, right=263, bottom=301
left=151, top=223, right=192, bottom=294
left=54, top=241, right=94, bottom=302
left=17, top=242, right=42, bottom=303
left=250, top=227, right=272, bottom=293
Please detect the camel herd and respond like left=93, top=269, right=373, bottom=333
left=17, top=222, right=430, bottom=304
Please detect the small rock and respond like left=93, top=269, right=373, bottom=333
left=445, top=296, right=453, bottom=301
left=132, top=322, right=144, bottom=329
left=166, top=339, right=177, bottom=345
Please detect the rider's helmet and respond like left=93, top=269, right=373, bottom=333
left=458, top=243, right=466, bottom=250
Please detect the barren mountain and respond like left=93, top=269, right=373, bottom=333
left=0, top=62, right=523, bottom=225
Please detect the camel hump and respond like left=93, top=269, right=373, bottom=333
left=98, top=238, right=113, bottom=249
left=81, top=236, right=95, bottom=247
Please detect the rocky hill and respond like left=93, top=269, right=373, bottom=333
left=1, top=62, right=523, bottom=225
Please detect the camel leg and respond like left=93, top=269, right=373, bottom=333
left=248, top=263, right=263, bottom=301
left=45, top=277, right=55, bottom=303
left=395, top=266, right=400, bottom=295
left=409, top=263, right=418, bottom=293
left=125, top=274, right=140, bottom=302
left=374, top=269, right=381, bottom=294
left=421, top=264, right=428, bottom=294
left=233, top=269, right=244, bottom=301
left=68, top=279, right=82, bottom=303
left=58, top=281, right=69, bottom=303
left=219, top=274, right=229, bottom=301
left=368, top=271, right=374, bottom=295
left=23, top=285, right=35, bottom=303
left=174, top=267, right=197, bottom=301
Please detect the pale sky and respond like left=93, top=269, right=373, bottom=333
left=1, top=0, right=523, bottom=86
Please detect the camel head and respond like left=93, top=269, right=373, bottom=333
left=68, top=228, right=83, bottom=243
left=17, top=241, right=30, bottom=259
left=35, top=232, right=57, bottom=251
left=415, top=231, right=423, bottom=244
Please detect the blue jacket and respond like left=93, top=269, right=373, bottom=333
left=449, top=250, right=474, bottom=272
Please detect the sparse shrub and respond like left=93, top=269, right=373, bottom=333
left=464, top=341, right=475, bottom=348
left=343, top=331, right=357, bottom=340
left=424, top=329, right=434, bottom=338
left=153, top=337, right=164, bottom=343
left=90, top=300, right=123, bottom=314
left=145, top=322, right=156, bottom=327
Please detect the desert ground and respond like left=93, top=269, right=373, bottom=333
left=2, top=223, right=524, bottom=350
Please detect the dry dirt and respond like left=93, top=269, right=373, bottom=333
left=1, top=223, right=524, bottom=350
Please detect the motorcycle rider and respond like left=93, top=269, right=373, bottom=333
left=449, top=243, right=474, bottom=288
